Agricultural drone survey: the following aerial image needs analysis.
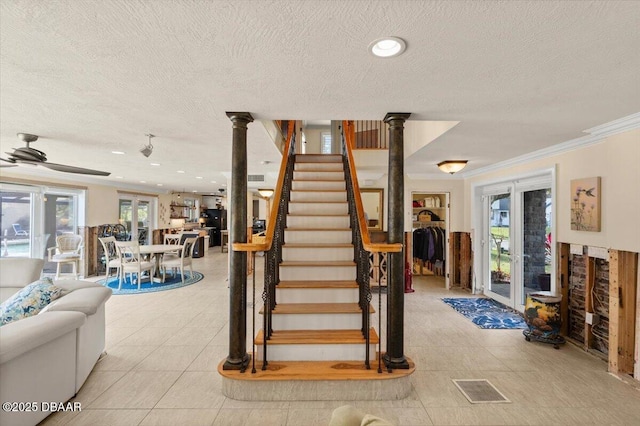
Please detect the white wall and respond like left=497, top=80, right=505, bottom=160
left=464, top=128, right=640, bottom=253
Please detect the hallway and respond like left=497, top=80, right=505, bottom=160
left=41, top=250, right=640, bottom=425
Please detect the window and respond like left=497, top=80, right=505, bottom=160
left=321, top=132, right=332, bottom=154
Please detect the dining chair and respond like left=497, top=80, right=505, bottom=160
left=47, top=234, right=83, bottom=279
left=160, top=237, right=197, bottom=284
left=98, top=236, right=120, bottom=279
left=114, top=241, right=155, bottom=290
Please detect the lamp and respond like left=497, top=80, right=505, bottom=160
left=258, top=189, right=274, bottom=198
left=198, top=217, right=206, bottom=228
left=140, top=133, right=155, bottom=158
left=437, top=160, right=468, bottom=174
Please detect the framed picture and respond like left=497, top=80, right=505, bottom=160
left=570, top=177, right=601, bottom=232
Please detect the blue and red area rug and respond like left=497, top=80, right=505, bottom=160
left=442, top=297, right=527, bottom=329
left=97, top=271, right=203, bottom=295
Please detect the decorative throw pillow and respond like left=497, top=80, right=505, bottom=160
left=0, top=278, right=64, bottom=326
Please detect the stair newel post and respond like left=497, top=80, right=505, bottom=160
left=223, top=111, right=253, bottom=372
left=383, top=112, right=411, bottom=371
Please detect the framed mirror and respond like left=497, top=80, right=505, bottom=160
left=360, top=188, right=383, bottom=231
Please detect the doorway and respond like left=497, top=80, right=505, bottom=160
left=118, top=194, right=155, bottom=244
left=475, top=170, right=555, bottom=311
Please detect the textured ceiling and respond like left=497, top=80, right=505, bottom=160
left=1, top=0, right=639, bottom=193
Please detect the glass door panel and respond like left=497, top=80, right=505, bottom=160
left=520, top=188, right=552, bottom=305
left=0, top=190, right=33, bottom=258
left=136, top=201, right=150, bottom=244
left=488, top=193, right=511, bottom=301
left=43, top=193, right=77, bottom=272
left=118, top=199, right=133, bottom=240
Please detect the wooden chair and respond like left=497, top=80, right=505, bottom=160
left=114, top=241, right=155, bottom=290
left=160, top=237, right=197, bottom=284
left=98, top=236, right=120, bottom=279
left=47, top=234, right=83, bottom=279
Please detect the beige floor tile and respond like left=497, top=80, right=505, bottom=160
left=139, top=408, right=219, bottom=426
left=89, top=371, right=181, bottom=409
left=93, top=345, right=159, bottom=372
left=105, top=327, right=143, bottom=347
left=213, top=408, right=288, bottom=426
left=64, top=409, right=150, bottom=426
left=116, top=327, right=182, bottom=346
left=73, top=371, right=127, bottom=407
left=285, top=408, right=335, bottom=426
left=133, top=345, right=205, bottom=371
left=163, top=326, right=223, bottom=347
left=155, top=371, right=226, bottom=409
left=188, top=345, right=229, bottom=371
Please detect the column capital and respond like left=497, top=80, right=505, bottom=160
left=226, top=112, right=254, bottom=126
left=383, top=113, right=411, bottom=124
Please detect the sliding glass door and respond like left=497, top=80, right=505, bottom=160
left=479, top=171, right=555, bottom=311
left=1, top=183, right=83, bottom=261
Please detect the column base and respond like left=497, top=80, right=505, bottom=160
left=223, top=353, right=250, bottom=372
left=383, top=353, right=411, bottom=370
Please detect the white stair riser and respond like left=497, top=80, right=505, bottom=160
left=276, top=288, right=359, bottom=304
left=282, top=246, right=353, bottom=262
left=295, top=162, right=343, bottom=171
left=270, top=312, right=362, bottom=330
left=255, top=343, right=376, bottom=362
left=288, top=202, right=348, bottom=215
left=285, top=230, right=352, bottom=244
left=287, top=215, right=350, bottom=228
left=294, top=171, right=344, bottom=181
left=290, top=191, right=347, bottom=202
left=296, top=154, right=342, bottom=163
left=279, top=265, right=356, bottom=281
left=292, top=180, right=346, bottom=191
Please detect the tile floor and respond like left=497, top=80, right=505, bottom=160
left=41, top=250, right=640, bottom=425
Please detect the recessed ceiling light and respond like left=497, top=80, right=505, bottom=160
left=150, top=163, right=161, bottom=166
left=157, top=183, right=163, bottom=186
left=111, top=151, right=125, bottom=155
left=177, top=170, right=185, bottom=174
left=140, top=180, right=146, bottom=183
left=192, top=190, right=197, bottom=193
left=369, top=37, right=407, bottom=58
left=195, top=176, right=203, bottom=179
left=115, top=176, right=123, bottom=179
left=210, top=180, right=217, bottom=183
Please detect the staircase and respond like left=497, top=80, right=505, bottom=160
left=219, top=128, right=413, bottom=401
left=255, top=153, right=378, bottom=363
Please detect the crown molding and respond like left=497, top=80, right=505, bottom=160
left=463, top=112, right=640, bottom=179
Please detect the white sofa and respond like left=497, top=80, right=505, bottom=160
left=0, top=258, right=112, bottom=426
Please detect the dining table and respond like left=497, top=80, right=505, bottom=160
left=139, top=244, right=183, bottom=282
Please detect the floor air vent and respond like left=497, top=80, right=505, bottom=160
left=452, top=379, right=510, bottom=404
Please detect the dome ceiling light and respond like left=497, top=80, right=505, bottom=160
left=437, top=160, right=468, bottom=174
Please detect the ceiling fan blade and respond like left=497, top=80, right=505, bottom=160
left=39, top=161, right=111, bottom=176
left=0, top=157, right=18, bottom=167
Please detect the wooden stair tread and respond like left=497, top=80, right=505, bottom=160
left=283, top=243, right=353, bottom=248
left=288, top=201, right=347, bottom=204
left=255, top=328, right=379, bottom=345
left=278, top=280, right=358, bottom=289
left=280, top=260, right=356, bottom=267
left=267, top=302, right=373, bottom=314
left=285, top=227, right=351, bottom=231
left=287, top=214, right=349, bottom=217
left=218, top=356, right=415, bottom=381
left=290, top=189, right=346, bottom=192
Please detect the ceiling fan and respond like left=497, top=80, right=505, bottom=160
left=0, top=133, right=110, bottom=176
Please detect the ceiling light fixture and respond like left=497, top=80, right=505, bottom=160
left=112, top=151, right=125, bottom=155
left=437, top=160, right=468, bottom=174
left=150, top=163, right=160, bottom=166
left=140, top=133, right=155, bottom=158
left=369, top=37, right=407, bottom=58
left=258, top=188, right=274, bottom=198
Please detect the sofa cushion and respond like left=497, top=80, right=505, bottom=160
left=0, top=278, right=64, bottom=326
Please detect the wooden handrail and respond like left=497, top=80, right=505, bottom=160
left=343, top=120, right=402, bottom=254
left=234, top=121, right=295, bottom=252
